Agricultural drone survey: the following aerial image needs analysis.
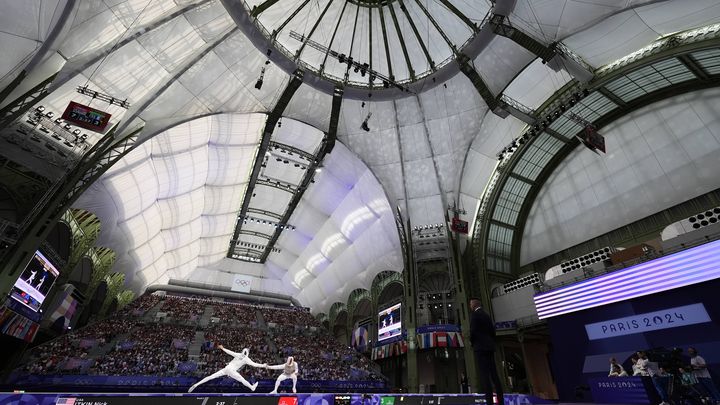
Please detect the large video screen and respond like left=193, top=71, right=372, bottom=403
left=378, top=302, right=402, bottom=343
left=10, top=250, right=60, bottom=312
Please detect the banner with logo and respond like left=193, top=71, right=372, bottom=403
left=230, top=274, right=253, bottom=293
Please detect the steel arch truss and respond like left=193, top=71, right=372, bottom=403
left=472, top=24, right=720, bottom=296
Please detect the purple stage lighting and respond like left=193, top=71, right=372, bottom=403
left=534, top=239, right=720, bottom=319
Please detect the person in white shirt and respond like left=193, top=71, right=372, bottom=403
left=266, top=356, right=299, bottom=394
left=188, top=344, right=266, bottom=393
left=688, top=347, right=720, bottom=402
left=635, top=351, right=650, bottom=376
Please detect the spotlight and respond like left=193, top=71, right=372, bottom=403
left=383, top=80, right=389, bottom=89
left=315, top=167, right=322, bottom=173
left=338, top=54, right=346, bottom=63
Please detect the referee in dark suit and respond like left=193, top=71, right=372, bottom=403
left=470, top=298, right=504, bottom=405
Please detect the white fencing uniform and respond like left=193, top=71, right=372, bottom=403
left=268, top=357, right=299, bottom=394
left=188, top=347, right=265, bottom=393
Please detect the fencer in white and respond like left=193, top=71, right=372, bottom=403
left=188, top=345, right=267, bottom=393
left=267, top=356, right=299, bottom=394
left=27, top=270, right=37, bottom=284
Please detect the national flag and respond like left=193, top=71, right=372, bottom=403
left=56, top=398, right=76, bottom=405
left=436, top=333, right=448, bottom=347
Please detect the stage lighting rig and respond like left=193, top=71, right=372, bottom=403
left=289, top=31, right=407, bottom=91
left=76, top=85, right=130, bottom=109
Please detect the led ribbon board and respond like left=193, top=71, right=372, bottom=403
left=534, top=238, right=720, bottom=319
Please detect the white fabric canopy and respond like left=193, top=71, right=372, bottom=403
left=1, top=0, right=719, bottom=312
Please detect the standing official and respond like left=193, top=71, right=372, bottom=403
left=469, top=298, right=504, bottom=405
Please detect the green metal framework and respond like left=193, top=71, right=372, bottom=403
left=39, top=209, right=102, bottom=313
left=328, top=301, right=347, bottom=331
left=370, top=270, right=403, bottom=307
left=116, top=289, right=136, bottom=311
left=346, top=287, right=372, bottom=321
left=85, top=246, right=116, bottom=300
left=472, top=24, right=720, bottom=299
left=100, top=272, right=125, bottom=316
left=315, top=312, right=328, bottom=324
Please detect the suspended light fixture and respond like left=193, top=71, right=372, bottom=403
left=255, top=67, right=265, bottom=90
left=361, top=112, right=372, bottom=132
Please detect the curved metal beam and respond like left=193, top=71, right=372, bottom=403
left=437, top=0, right=478, bottom=32
left=221, top=0, right=519, bottom=100
left=229, top=70, right=305, bottom=259
left=472, top=29, right=720, bottom=296
left=397, top=0, right=435, bottom=71
left=387, top=2, right=415, bottom=80
left=0, top=0, right=79, bottom=103
left=295, top=0, right=336, bottom=61
left=319, top=1, right=349, bottom=74
left=272, top=0, right=313, bottom=38
left=250, top=0, right=282, bottom=18
left=117, top=27, right=239, bottom=137
left=377, top=5, right=394, bottom=80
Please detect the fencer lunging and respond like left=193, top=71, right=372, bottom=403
left=267, top=356, right=299, bottom=394
left=188, top=345, right=266, bottom=393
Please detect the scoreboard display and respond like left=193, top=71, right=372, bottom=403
left=61, top=101, right=112, bottom=132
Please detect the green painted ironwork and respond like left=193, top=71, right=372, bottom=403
left=100, top=272, right=125, bottom=316
left=116, top=289, right=135, bottom=311
left=346, top=288, right=371, bottom=321
left=328, top=301, right=347, bottom=331
left=472, top=23, right=720, bottom=303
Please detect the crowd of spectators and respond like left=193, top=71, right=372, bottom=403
left=21, top=294, right=385, bottom=384
left=90, top=324, right=195, bottom=376
left=210, top=302, right=258, bottom=325
left=26, top=318, right=139, bottom=374
left=160, top=297, right=206, bottom=321
left=262, top=306, right=320, bottom=328
left=272, top=332, right=382, bottom=381
left=119, top=294, right=161, bottom=316
left=200, top=326, right=274, bottom=380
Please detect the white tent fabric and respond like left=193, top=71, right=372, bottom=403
left=74, top=113, right=264, bottom=291
left=1, top=0, right=719, bottom=312
left=0, top=0, right=76, bottom=90
left=521, top=87, right=720, bottom=265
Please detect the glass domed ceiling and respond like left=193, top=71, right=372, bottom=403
left=242, top=0, right=491, bottom=87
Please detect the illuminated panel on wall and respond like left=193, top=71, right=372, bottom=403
left=534, top=239, right=720, bottom=319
